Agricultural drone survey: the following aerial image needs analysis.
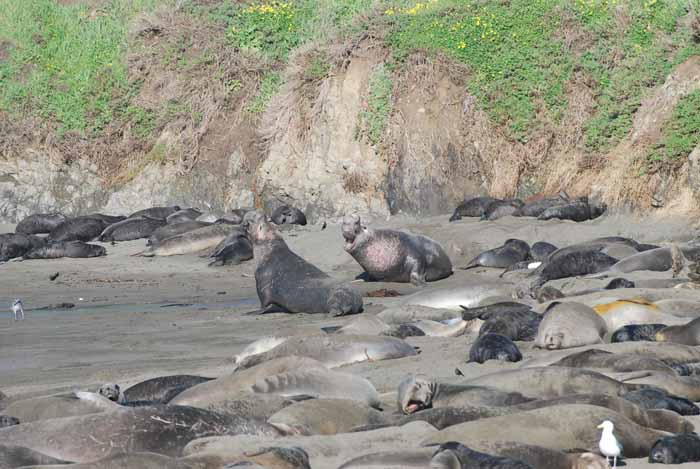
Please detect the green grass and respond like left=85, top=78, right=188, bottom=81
left=0, top=0, right=161, bottom=135
left=247, top=72, right=282, bottom=114
left=357, top=63, right=393, bottom=145
left=648, top=90, right=700, bottom=163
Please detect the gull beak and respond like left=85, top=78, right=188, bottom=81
left=596, top=424, right=604, bottom=429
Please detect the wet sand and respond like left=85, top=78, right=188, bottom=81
left=2, top=213, right=700, bottom=467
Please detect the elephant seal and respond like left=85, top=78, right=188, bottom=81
left=140, top=224, right=235, bottom=257
left=611, top=324, right=667, bottom=342
left=122, top=375, right=214, bottom=405
left=208, top=227, right=253, bottom=266
left=422, top=404, right=664, bottom=458
left=0, top=444, right=71, bottom=467
left=146, top=221, right=210, bottom=247
left=98, top=217, right=166, bottom=242
left=548, top=349, right=677, bottom=374
left=186, top=446, right=311, bottom=469
left=606, top=278, right=636, bottom=289
left=377, top=305, right=462, bottom=324
left=593, top=299, right=682, bottom=331
left=397, top=375, right=531, bottom=414
left=15, top=213, right=67, bottom=234
left=537, top=197, right=606, bottom=222
left=23, top=241, right=106, bottom=260
left=249, top=217, right=363, bottom=315
left=463, top=441, right=608, bottom=469
left=271, top=205, right=307, bottom=226
left=1, top=391, right=121, bottom=423
left=588, top=246, right=685, bottom=278
left=17, top=451, right=192, bottom=468
left=530, top=241, right=558, bottom=260
left=522, top=249, right=619, bottom=295
left=480, top=199, right=523, bottom=221
left=166, top=208, right=202, bottom=224
left=0, top=405, right=281, bottom=462
left=463, top=367, right=641, bottom=399
left=0, top=415, right=19, bottom=427
left=515, top=194, right=569, bottom=217
left=267, top=398, right=390, bottom=435
left=655, top=316, right=700, bottom=345
left=649, top=433, right=700, bottom=464
left=461, top=303, right=541, bottom=341
left=449, top=196, right=497, bottom=221
left=233, top=334, right=417, bottom=370
left=534, top=302, right=607, bottom=349
left=337, top=449, right=434, bottom=468
left=468, top=333, right=522, bottom=364
left=623, top=387, right=699, bottom=415
left=48, top=216, right=108, bottom=243
left=128, top=205, right=181, bottom=220
left=342, top=215, right=452, bottom=284
left=0, top=233, right=45, bottom=261
left=399, top=281, right=515, bottom=310
left=430, top=441, right=533, bottom=468
left=462, top=239, right=530, bottom=270
left=653, top=299, right=700, bottom=318
left=618, top=371, right=700, bottom=401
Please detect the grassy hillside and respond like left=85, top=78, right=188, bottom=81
left=1, top=0, right=698, bottom=175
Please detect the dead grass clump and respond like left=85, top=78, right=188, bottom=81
left=343, top=171, right=368, bottom=194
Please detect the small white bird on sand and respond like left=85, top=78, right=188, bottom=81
left=598, top=420, right=622, bottom=468
left=12, top=299, right=24, bottom=321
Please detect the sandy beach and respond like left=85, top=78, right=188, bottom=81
left=2, top=213, right=700, bottom=467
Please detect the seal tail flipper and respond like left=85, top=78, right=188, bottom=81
left=459, top=305, right=481, bottom=321
left=607, top=370, right=655, bottom=382
left=460, top=258, right=480, bottom=270
left=321, top=326, right=342, bottom=334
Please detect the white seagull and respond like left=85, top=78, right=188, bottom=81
left=12, top=299, right=24, bottom=321
left=598, top=420, right=622, bottom=468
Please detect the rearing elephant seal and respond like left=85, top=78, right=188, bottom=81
left=250, top=217, right=363, bottom=315
left=341, top=214, right=452, bottom=284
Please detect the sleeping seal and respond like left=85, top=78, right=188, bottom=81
left=0, top=415, right=19, bottom=427
left=208, top=227, right=253, bottom=266
left=98, top=216, right=166, bottom=242
left=23, top=241, right=106, bottom=260
left=649, top=433, right=700, bottom=464
left=534, top=302, right=607, bottom=349
left=140, top=224, right=235, bottom=257
left=449, top=196, right=497, bottom=221
left=250, top=217, right=362, bottom=315
left=128, top=205, right=181, bottom=220
left=537, top=197, right=606, bottom=222
left=611, top=324, right=667, bottom=342
left=165, top=208, right=202, bottom=224
left=480, top=199, right=523, bottom=221
left=342, top=214, right=452, bottom=284
left=146, top=221, right=211, bottom=247
left=462, top=239, right=530, bottom=270
left=267, top=398, right=390, bottom=434
left=48, top=216, right=108, bottom=243
left=122, top=375, right=214, bottom=405
left=430, top=442, right=533, bottom=469
left=0, top=233, right=46, bottom=261
left=593, top=299, right=682, bottom=331
left=468, top=333, right=522, bottom=364
left=623, top=388, right=699, bottom=415
left=0, top=444, right=71, bottom=467
left=270, top=205, right=307, bottom=226
left=15, top=213, right=67, bottom=234
left=655, top=316, right=700, bottom=345
left=515, top=194, right=569, bottom=217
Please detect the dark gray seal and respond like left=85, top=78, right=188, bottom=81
left=623, top=388, right=699, bottom=415
left=128, top=205, right=181, bottom=220
left=530, top=241, right=558, bottom=260
left=462, top=239, right=530, bottom=270
left=98, top=216, right=166, bottom=242
left=249, top=217, right=363, bottom=315
left=48, top=216, right=108, bottom=243
left=468, top=333, right=522, bottom=364
left=537, top=197, right=607, bottom=222
left=606, top=278, right=636, bottom=289
left=480, top=199, right=524, bottom=221
left=146, top=221, right=211, bottom=247
left=514, top=194, right=569, bottom=218
left=23, top=241, right=106, bottom=260
left=0, top=444, right=71, bottom=467
left=15, top=213, right=67, bottom=235
left=611, top=324, right=667, bottom=343
left=0, top=415, right=19, bottom=427
left=208, top=227, right=253, bottom=266
left=122, top=375, right=215, bottom=405
left=522, top=248, right=619, bottom=294
left=84, top=213, right=127, bottom=225
left=477, top=310, right=542, bottom=341
left=0, top=233, right=45, bottom=261
left=165, top=208, right=202, bottom=224
left=449, top=196, right=497, bottom=221
left=270, top=205, right=307, bottom=226
left=430, top=441, right=534, bottom=469
left=649, top=433, right=700, bottom=464
left=342, top=214, right=452, bottom=284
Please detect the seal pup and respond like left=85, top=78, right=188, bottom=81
left=611, top=324, right=666, bottom=342
left=98, top=216, right=166, bottom=242
left=623, top=387, right=699, bottom=415
left=146, top=221, right=211, bottom=247
left=467, top=333, right=522, bottom=363
left=128, top=205, right=181, bottom=220
left=139, top=223, right=236, bottom=257
left=397, top=374, right=531, bottom=414
left=537, top=197, right=607, bottom=222
left=449, top=196, right=497, bottom=221
left=166, top=208, right=202, bottom=224
left=548, top=349, right=677, bottom=374
left=515, top=194, right=569, bottom=217
left=249, top=217, right=363, bottom=315
left=0, top=415, right=19, bottom=427
left=429, top=441, right=533, bottom=468
left=15, top=213, right=67, bottom=234
left=462, top=239, right=530, bottom=270
left=271, top=205, right=307, bottom=226
left=480, top=199, right=524, bottom=221
left=48, top=216, right=108, bottom=243
left=208, top=227, right=253, bottom=266
left=461, top=303, right=541, bottom=341
left=0, top=233, right=45, bottom=260
left=421, top=404, right=665, bottom=458
left=23, top=241, right=106, bottom=260
left=655, top=316, right=700, bottom=345
left=342, top=214, right=452, bottom=284
left=122, top=375, right=214, bottom=405
left=649, top=433, right=700, bottom=464
left=534, top=302, right=607, bottom=349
